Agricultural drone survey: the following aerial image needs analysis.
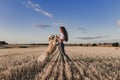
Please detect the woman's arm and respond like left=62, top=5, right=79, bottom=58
left=56, top=35, right=60, bottom=41
left=56, top=35, right=64, bottom=42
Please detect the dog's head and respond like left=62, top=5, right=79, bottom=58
left=48, top=35, right=57, bottom=45
left=47, top=35, right=57, bottom=54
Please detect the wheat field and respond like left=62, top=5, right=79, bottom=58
left=0, top=46, right=120, bottom=80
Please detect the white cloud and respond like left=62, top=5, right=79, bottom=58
left=117, top=20, right=120, bottom=26
left=25, top=0, right=69, bottom=28
left=26, top=0, right=53, bottom=18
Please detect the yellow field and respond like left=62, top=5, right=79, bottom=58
left=0, top=46, right=120, bottom=80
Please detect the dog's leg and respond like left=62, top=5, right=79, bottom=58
left=37, top=53, right=47, bottom=62
left=52, top=35, right=57, bottom=50
left=37, top=35, right=57, bottom=63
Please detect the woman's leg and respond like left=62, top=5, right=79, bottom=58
left=58, top=42, right=72, bottom=62
left=58, top=42, right=65, bottom=63
left=62, top=43, right=72, bottom=62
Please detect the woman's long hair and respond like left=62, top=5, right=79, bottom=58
left=60, top=26, right=68, bottom=42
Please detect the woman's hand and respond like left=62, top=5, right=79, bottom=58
left=56, top=35, right=59, bottom=41
left=56, top=35, right=63, bottom=42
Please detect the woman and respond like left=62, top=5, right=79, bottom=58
left=57, top=26, right=72, bottom=63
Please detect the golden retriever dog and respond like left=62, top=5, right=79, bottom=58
left=37, top=35, right=57, bottom=62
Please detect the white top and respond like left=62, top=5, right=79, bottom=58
left=60, top=33, right=65, bottom=40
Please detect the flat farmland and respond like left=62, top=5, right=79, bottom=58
left=0, top=46, right=120, bottom=80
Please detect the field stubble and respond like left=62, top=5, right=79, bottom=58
left=0, top=46, right=120, bottom=80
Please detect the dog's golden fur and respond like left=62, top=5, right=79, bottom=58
left=37, top=35, right=57, bottom=62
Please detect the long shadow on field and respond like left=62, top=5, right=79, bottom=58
left=58, top=46, right=72, bottom=64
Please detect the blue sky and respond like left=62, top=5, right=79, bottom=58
left=0, top=0, right=120, bottom=44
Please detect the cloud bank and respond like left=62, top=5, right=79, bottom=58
left=35, top=24, right=51, bottom=28
left=76, top=36, right=105, bottom=40
left=26, top=0, right=53, bottom=18
left=77, top=27, right=86, bottom=31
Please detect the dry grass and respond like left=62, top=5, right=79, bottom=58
left=0, top=46, right=120, bottom=80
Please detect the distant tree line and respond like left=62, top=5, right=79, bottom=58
left=0, top=41, right=8, bottom=45
left=30, top=43, right=48, bottom=45
left=112, top=42, right=119, bottom=47
left=1, top=41, right=119, bottom=47
left=66, top=42, right=120, bottom=47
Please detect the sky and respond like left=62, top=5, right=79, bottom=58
left=0, top=0, right=120, bottom=44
